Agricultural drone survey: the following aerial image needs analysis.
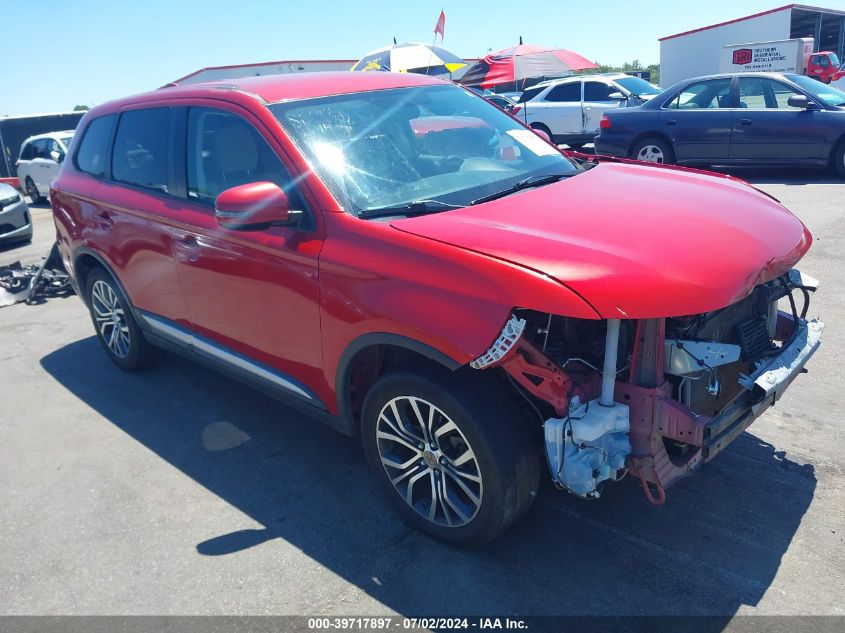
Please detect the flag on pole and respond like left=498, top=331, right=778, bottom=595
left=433, top=10, right=446, bottom=40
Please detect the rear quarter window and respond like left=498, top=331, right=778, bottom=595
left=75, top=115, right=116, bottom=177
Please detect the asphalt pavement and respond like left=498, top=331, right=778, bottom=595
left=0, top=173, right=843, bottom=619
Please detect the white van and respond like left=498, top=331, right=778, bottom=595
left=16, top=131, right=75, bottom=204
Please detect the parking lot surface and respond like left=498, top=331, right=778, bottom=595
left=1, top=174, right=843, bottom=617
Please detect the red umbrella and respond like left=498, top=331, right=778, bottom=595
left=460, top=40, right=597, bottom=88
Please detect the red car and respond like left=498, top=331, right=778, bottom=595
left=51, top=72, right=823, bottom=544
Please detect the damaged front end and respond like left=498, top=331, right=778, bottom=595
left=471, top=269, right=823, bottom=504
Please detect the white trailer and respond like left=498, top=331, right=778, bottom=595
left=719, top=37, right=814, bottom=75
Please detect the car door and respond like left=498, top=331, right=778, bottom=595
left=89, top=106, right=190, bottom=325
left=527, top=82, right=582, bottom=138
left=660, top=77, right=733, bottom=162
left=43, top=138, right=64, bottom=186
left=170, top=105, right=324, bottom=399
left=582, top=80, right=624, bottom=135
left=730, top=76, right=826, bottom=162
left=31, top=139, right=57, bottom=191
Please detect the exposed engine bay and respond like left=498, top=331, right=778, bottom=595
left=475, top=269, right=824, bottom=503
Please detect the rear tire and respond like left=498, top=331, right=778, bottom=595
left=529, top=122, right=553, bottom=141
left=361, top=367, right=540, bottom=545
left=85, top=268, right=157, bottom=371
left=25, top=177, right=42, bottom=204
left=631, top=136, right=675, bottom=165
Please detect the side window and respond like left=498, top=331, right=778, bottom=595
left=20, top=142, right=35, bottom=161
left=583, top=81, right=614, bottom=101
left=738, top=78, right=803, bottom=109
left=518, top=86, right=545, bottom=103
left=76, top=115, right=116, bottom=177
left=47, top=139, right=63, bottom=163
left=32, top=140, right=49, bottom=159
left=186, top=107, right=293, bottom=204
left=112, top=108, right=170, bottom=192
left=665, top=79, right=731, bottom=109
left=545, top=83, right=582, bottom=103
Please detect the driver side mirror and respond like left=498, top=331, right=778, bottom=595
left=215, top=182, right=302, bottom=230
left=608, top=91, right=628, bottom=101
left=50, top=150, right=63, bottom=164
left=787, top=95, right=820, bottom=110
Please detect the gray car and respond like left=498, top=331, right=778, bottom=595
left=0, top=183, right=33, bottom=245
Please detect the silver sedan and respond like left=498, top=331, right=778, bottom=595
left=0, top=183, right=33, bottom=245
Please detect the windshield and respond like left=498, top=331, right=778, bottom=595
left=59, top=135, right=73, bottom=150
left=829, top=53, right=840, bottom=67
left=615, top=76, right=660, bottom=96
left=269, top=84, right=578, bottom=217
left=788, top=74, right=845, bottom=106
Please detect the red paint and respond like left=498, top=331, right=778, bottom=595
left=391, top=161, right=811, bottom=319
left=51, top=71, right=814, bottom=424
left=0, top=177, right=20, bottom=189
left=807, top=52, right=839, bottom=83
left=214, top=181, right=292, bottom=228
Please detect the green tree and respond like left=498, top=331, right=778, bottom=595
left=73, top=105, right=89, bottom=111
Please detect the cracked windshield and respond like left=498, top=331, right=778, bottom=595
left=269, top=84, right=578, bottom=217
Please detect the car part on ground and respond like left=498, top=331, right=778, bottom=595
left=0, top=244, right=74, bottom=308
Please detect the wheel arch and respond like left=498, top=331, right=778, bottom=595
left=72, top=248, right=133, bottom=311
left=335, top=333, right=462, bottom=433
left=828, top=132, right=845, bottom=170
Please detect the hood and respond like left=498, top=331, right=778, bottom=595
left=390, top=163, right=811, bottom=319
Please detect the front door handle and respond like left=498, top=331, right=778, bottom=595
left=174, top=233, right=201, bottom=263
left=665, top=119, right=677, bottom=126
left=93, top=210, right=113, bottom=226
left=738, top=118, right=753, bottom=126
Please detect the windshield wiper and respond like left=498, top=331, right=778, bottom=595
left=470, top=173, right=572, bottom=206
left=358, top=199, right=463, bottom=219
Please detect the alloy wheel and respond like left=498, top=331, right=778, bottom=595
left=26, top=179, right=38, bottom=203
left=90, top=280, right=131, bottom=358
left=636, top=144, right=665, bottom=163
left=376, top=396, right=483, bottom=527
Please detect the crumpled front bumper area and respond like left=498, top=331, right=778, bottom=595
left=701, top=315, right=823, bottom=461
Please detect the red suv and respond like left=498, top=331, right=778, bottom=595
left=51, top=72, right=823, bottom=544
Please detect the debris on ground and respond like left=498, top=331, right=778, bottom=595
left=0, top=243, right=74, bottom=308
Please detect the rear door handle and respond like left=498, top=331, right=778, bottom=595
left=176, top=234, right=199, bottom=247
left=738, top=118, right=753, bottom=126
left=665, top=119, right=677, bottom=126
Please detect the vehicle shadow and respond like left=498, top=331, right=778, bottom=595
left=708, top=166, right=841, bottom=185
left=41, top=337, right=816, bottom=619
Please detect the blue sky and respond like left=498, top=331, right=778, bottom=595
left=3, top=0, right=829, bottom=115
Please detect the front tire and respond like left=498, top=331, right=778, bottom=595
left=25, top=177, right=42, bottom=204
left=85, top=268, right=157, bottom=371
left=631, top=136, right=675, bottom=165
left=361, top=367, right=540, bottom=545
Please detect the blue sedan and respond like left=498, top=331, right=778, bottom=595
left=594, top=72, right=845, bottom=176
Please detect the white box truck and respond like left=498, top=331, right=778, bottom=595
left=719, top=38, right=840, bottom=83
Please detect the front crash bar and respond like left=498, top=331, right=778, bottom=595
left=702, top=316, right=824, bottom=460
